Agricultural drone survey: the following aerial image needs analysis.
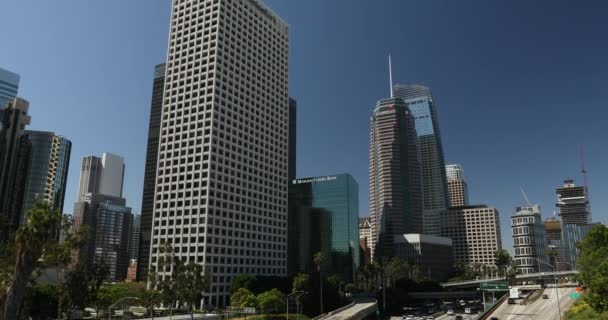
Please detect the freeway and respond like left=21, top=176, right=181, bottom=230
left=487, top=287, right=576, bottom=320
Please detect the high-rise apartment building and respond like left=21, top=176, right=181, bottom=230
left=77, top=153, right=125, bottom=201
left=0, top=68, right=20, bottom=110
left=511, top=205, right=550, bottom=274
left=446, top=164, right=469, bottom=207
left=394, top=84, right=449, bottom=236
left=369, top=97, right=423, bottom=260
left=440, top=205, right=502, bottom=267
left=138, top=63, right=166, bottom=281
left=149, top=0, right=290, bottom=307
left=556, top=179, right=590, bottom=225
left=289, top=174, right=359, bottom=281
left=0, top=98, right=31, bottom=231
left=18, top=131, right=71, bottom=225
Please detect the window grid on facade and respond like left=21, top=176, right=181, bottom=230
left=149, top=0, right=289, bottom=307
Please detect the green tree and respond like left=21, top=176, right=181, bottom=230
left=157, top=243, right=178, bottom=317
left=144, top=270, right=162, bottom=320
left=576, top=225, right=608, bottom=312
left=64, top=258, right=108, bottom=319
left=256, top=289, right=285, bottom=314
left=495, top=249, right=511, bottom=278
left=175, top=263, right=209, bottom=319
left=230, top=274, right=258, bottom=293
left=1, top=202, right=63, bottom=320
left=231, top=288, right=257, bottom=308
left=28, top=284, right=60, bottom=320
left=313, top=252, right=326, bottom=314
left=292, top=273, right=310, bottom=293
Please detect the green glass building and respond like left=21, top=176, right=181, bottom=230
left=289, top=174, right=359, bottom=282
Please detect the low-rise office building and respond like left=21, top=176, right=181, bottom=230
left=394, top=234, right=453, bottom=281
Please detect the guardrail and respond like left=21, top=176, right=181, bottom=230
left=313, top=302, right=355, bottom=320
left=478, top=293, right=508, bottom=320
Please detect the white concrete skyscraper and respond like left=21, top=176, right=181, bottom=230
left=149, top=0, right=290, bottom=307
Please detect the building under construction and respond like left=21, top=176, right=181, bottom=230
left=556, top=179, right=590, bottom=225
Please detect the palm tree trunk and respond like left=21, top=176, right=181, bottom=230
left=319, top=271, right=324, bottom=314
left=2, top=243, right=41, bottom=320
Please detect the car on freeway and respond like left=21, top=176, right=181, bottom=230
left=542, top=294, right=549, bottom=299
left=507, top=298, right=517, bottom=304
left=490, top=317, right=499, bottom=320
left=446, top=309, right=454, bottom=315
left=455, top=316, right=463, bottom=320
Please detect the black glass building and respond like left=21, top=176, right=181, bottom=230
left=19, top=131, right=71, bottom=225
left=289, top=174, right=359, bottom=282
left=393, top=84, right=449, bottom=236
left=137, top=63, right=165, bottom=280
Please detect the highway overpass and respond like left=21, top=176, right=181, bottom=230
left=440, top=270, right=578, bottom=289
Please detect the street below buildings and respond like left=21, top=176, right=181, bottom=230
left=487, top=287, right=576, bottom=320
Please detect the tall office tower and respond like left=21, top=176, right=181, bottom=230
left=446, top=164, right=469, bottom=207
left=369, top=97, right=423, bottom=260
left=19, top=131, right=71, bottom=225
left=440, top=205, right=502, bottom=267
left=150, top=0, right=290, bottom=307
left=556, top=179, right=590, bottom=225
left=0, top=68, right=20, bottom=109
left=137, top=63, right=166, bottom=281
left=393, top=84, right=449, bottom=235
left=73, top=193, right=133, bottom=281
left=289, top=174, right=359, bottom=281
left=130, top=214, right=141, bottom=261
left=77, top=153, right=125, bottom=201
left=286, top=97, right=298, bottom=272
left=0, top=98, right=31, bottom=231
left=511, top=205, right=550, bottom=274
left=73, top=153, right=132, bottom=281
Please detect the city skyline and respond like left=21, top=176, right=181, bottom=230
left=2, top=0, right=608, bottom=254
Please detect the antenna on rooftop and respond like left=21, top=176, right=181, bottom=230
left=389, top=54, right=394, bottom=98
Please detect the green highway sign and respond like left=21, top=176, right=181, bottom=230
left=569, top=292, right=580, bottom=299
left=480, top=282, right=508, bottom=290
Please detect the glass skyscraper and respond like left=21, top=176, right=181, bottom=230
left=0, top=67, right=20, bottom=110
left=289, top=174, right=360, bottom=282
left=19, top=131, right=71, bottom=224
left=393, top=84, right=449, bottom=236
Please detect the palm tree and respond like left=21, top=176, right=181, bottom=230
left=313, top=252, right=326, bottom=314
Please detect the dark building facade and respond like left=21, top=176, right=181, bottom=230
left=393, top=84, right=449, bottom=236
left=18, top=131, right=71, bottom=225
left=137, top=63, right=165, bottom=281
left=369, top=97, right=423, bottom=260
left=289, top=174, right=359, bottom=282
left=394, top=234, right=453, bottom=281
left=0, top=98, right=31, bottom=232
left=73, top=193, right=133, bottom=281
left=556, top=179, right=590, bottom=225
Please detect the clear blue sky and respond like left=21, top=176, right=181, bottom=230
left=2, top=0, right=607, bottom=253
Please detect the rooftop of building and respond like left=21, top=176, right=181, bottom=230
left=394, top=233, right=453, bottom=246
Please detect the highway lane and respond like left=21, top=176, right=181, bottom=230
left=488, top=287, right=576, bottom=320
